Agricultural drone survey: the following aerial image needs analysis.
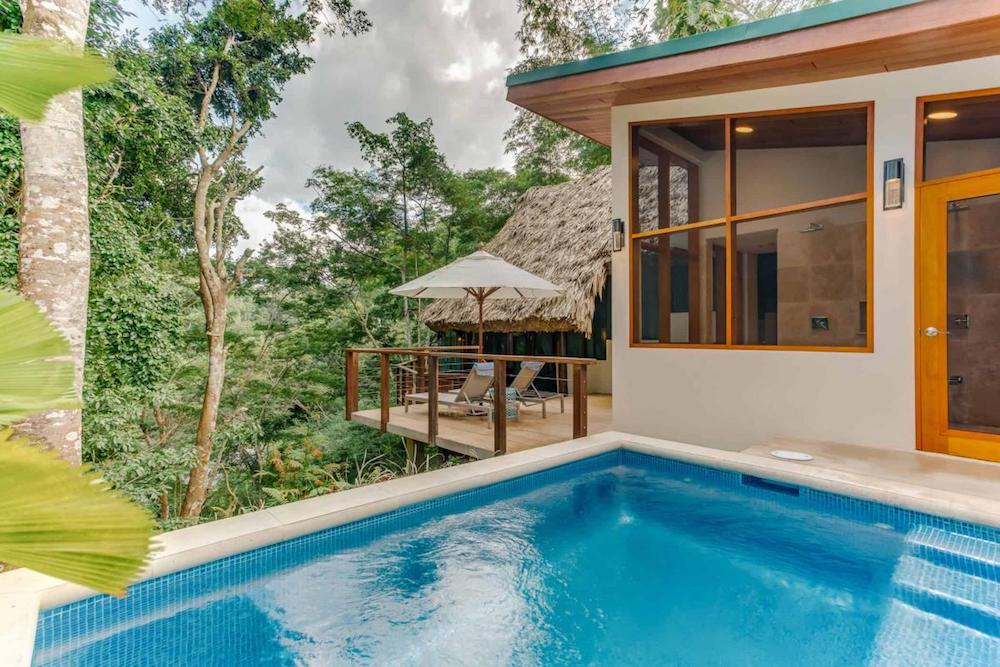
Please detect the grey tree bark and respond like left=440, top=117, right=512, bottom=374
left=178, top=37, right=257, bottom=517
left=16, top=0, right=92, bottom=464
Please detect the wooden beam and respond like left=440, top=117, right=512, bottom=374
left=416, top=353, right=426, bottom=393
left=572, top=364, right=588, bottom=439
left=344, top=349, right=359, bottom=420
left=657, top=151, right=671, bottom=343
left=432, top=352, right=598, bottom=365
left=379, top=352, right=390, bottom=433
left=346, top=345, right=477, bottom=354
left=556, top=332, right=567, bottom=395
left=713, top=244, right=727, bottom=343
left=493, top=359, right=507, bottom=455
left=427, top=355, right=438, bottom=447
left=629, top=126, right=641, bottom=343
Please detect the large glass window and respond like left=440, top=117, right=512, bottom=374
left=635, top=226, right=727, bottom=344
left=921, top=91, right=1000, bottom=182
left=632, top=119, right=726, bottom=233
left=732, top=107, right=868, bottom=214
left=630, top=103, right=872, bottom=350
left=734, top=201, right=867, bottom=347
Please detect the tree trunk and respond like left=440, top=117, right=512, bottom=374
left=401, top=186, right=411, bottom=346
left=16, top=0, right=92, bottom=464
left=180, top=306, right=227, bottom=518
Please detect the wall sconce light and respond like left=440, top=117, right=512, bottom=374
left=611, top=217, right=625, bottom=252
left=883, top=158, right=904, bottom=210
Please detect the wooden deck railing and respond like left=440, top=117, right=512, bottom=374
left=344, top=346, right=597, bottom=456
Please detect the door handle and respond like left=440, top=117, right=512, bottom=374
left=924, top=326, right=950, bottom=337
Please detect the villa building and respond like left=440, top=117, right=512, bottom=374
left=507, top=0, right=1000, bottom=463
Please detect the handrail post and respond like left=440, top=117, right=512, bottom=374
left=345, top=349, right=359, bottom=420
left=379, top=352, right=390, bottom=432
left=416, top=353, right=426, bottom=393
left=493, top=359, right=507, bottom=455
left=427, top=354, right=438, bottom=446
left=572, top=362, right=588, bottom=439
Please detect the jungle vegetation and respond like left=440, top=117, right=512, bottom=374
left=1, top=0, right=825, bottom=530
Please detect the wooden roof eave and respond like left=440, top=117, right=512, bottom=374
left=506, top=0, right=1000, bottom=146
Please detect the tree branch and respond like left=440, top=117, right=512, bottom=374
left=227, top=248, right=253, bottom=293
left=98, top=152, right=124, bottom=201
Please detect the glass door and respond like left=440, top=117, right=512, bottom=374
left=918, top=172, right=1000, bottom=462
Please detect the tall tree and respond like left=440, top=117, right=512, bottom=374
left=653, top=0, right=737, bottom=37
left=16, top=0, right=93, bottom=463
left=145, top=0, right=370, bottom=518
left=323, top=113, right=448, bottom=346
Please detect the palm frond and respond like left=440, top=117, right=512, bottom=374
left=0, top=33, right=114, bottom=121
left=0, top=289, right=76, bottom=427
left=0, top=430, right=156, bottom=596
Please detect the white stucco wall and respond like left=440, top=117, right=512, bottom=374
left=610, top=56, right=1000, bottom=452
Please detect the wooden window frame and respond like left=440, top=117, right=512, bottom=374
left=628, top=101, right=875, bottom=352
left=916, top=86, right=1000, bottom=188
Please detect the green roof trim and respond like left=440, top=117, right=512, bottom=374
left=506, top=0, right=927, bottom=88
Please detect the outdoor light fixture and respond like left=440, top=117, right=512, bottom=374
left=734, top=125, right=754, bottom=134
left=611, top=217, right=625, bottom=252
left=883, top=158, right=904, bottom=210
left=927, top=110, right=958, bottom=120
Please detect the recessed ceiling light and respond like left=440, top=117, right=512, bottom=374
left=734, top=125, right=754, bottom=134
left=927, top=110, right=958, bottom=120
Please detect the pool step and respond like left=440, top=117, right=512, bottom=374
left=894, top=555, right=1000, bottom=636
left=904, top=526, right=1000, bottom=582
left=870, top=526, right=1000, bottom=664
left=868, top=601, right=1000, bottom=667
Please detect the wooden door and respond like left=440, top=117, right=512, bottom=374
left=918, top=172, right=1000, bottom=462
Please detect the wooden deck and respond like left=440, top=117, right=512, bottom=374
left=351, top=394, right=613, bottom=459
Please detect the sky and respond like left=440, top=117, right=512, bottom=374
left=124, top=0, right=523, bottom=249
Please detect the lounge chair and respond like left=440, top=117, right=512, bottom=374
left=509, top=361, right=565, bottom=418
left=404, top=362, right=494, bottom=417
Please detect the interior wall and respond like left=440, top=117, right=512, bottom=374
left=610, top=55, right=1000, bottom=452
left=775, top=218, right=867, bottom=347
left=925, top=138, right=1000, bottom=181
left=735, top=146, right=867, bottom=213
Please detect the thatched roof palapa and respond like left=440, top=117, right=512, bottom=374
left=422, top=166, right=614, bottom=337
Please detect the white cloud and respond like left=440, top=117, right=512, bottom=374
left=441, top=0, right=471, bottom=17
left=441, top=58, right=473, bottom=82
left=481, top=40, right=502, bottom=69
left=234, top=195, right=308, bottom=252
left=240, top=0, right=522, bottom=203
left=125, top=0, right=523, bottom=220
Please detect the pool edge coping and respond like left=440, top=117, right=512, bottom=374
left=5, top=430, right=1000, bottom=666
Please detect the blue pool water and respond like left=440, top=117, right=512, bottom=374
left=34, top=451, right=1000, bottom=666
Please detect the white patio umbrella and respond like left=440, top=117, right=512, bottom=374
left=389, top=249, right=563, bottom=355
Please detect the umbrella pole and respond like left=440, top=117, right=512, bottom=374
left=477, top=293, right=484, bottom=358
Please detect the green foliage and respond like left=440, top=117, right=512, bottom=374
left=0, top=289, right=75, bottom=423
left=0, top=430, right=155, bottom=596
left=653, top=0, right=737, bottom=38
left=0, top=33, right=113, bottom=121
left=0, top=0, right=839, bottom=541
left=0, top=291, right=154, bottom=596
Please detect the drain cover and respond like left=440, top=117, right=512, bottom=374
left=769, top=449, right=814, bottom=462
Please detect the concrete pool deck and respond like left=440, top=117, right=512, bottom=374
left=4, top=432, right=1000, bottom=666
left=746, top=438, right=1000, bottom=506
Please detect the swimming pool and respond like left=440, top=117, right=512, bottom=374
left=33, top=450, right=1000, bottom=666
